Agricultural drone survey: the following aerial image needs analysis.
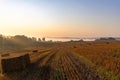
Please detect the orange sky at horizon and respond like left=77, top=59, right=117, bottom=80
left=0, top=0, right=120, bottom=38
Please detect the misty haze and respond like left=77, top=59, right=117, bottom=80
left=0, top=0, right=120, bottom=80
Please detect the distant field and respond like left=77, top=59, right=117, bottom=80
left=72, top=41, right=120, bottom=79
left=0, top=41, right=120, bottom=80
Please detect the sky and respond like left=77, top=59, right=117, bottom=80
left=0, top=0, right=120, bottom=38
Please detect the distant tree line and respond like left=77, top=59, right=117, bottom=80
left=0, top=34, right=50, bottom=48
left=95, top=37, right=116, bottom=41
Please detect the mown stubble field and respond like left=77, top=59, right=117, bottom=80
left=0, top=41, right=120, bottom=80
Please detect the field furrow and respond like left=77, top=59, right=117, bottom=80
left=1, top=45, right=117, bottom=80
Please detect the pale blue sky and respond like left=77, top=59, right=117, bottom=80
left=0, top=0, right=120, bottom=37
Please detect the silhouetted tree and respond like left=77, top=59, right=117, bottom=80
left=32, top=37, right=37, bottom=42
left=42, top=37, right=45, bottom=41
left=38, top=38, right=41, bottom=42
left=0, top=34, right=3, bottom=44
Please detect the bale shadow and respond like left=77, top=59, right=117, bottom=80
left=3, top=54, right=62, bottom=80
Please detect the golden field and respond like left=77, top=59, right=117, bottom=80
left=0, top=41, right=120, bottom=80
